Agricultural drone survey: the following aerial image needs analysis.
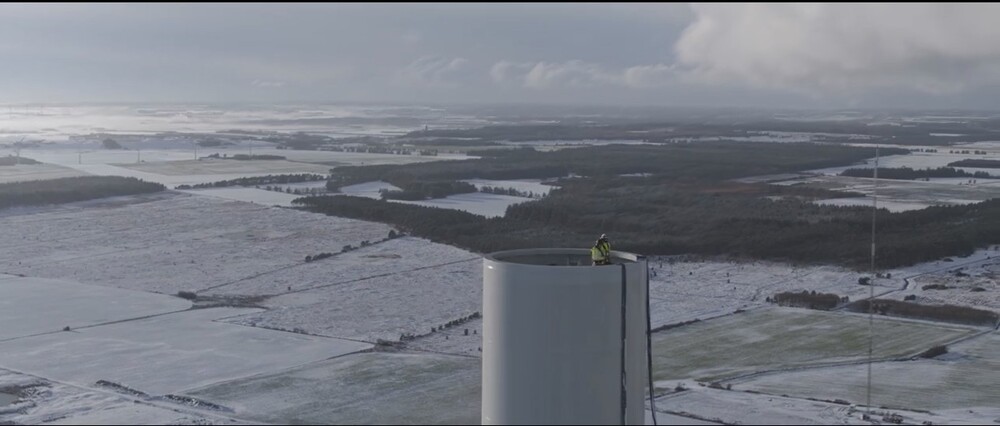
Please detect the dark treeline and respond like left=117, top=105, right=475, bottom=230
left=0, top=176, right=165, bottom=209
left=175, top=174, right=326, bottom=190
left=0, top=156, right=41, bottom=166
left=841, top=167, right=991, bottom=180
left=296, top=186, right=1000, bottom=269
left=196, top=138, right=228, bottom=147
left=204, top=153, right=286, bottom=161
left=404, top=138, right=500, bottom=147
left=479, top=186, right=544, bottom=198
left=402, top=121, right=1000, bottom=146
left=379, top=180, right=477, bottom=201
left=298, top=142, right=1000, bottom=269
left=769, top=291, right=845, bottom=310
left=846, top=299, right=999, bottom=327
left=948, top=159, right=1000, bottom=169
left=504, top=177, right=1000, bottom=268
left=327, top=142, right=901, bottom=191
left=102, top=138, right=124, bottom=150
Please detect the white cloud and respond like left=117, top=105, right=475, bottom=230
left=622, top=64, right=677, bottom=88
left=491, top=60, right=677, bottom=89
left=396, top=56, right=470, bottom=87
left=489, top=61, right=530, bottom=84
left=675, top=3, right=1000, bottom=95
left=523, top=60, right=619, bottom=88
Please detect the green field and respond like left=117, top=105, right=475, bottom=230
left=187, top=352, right=480, bottom=425
left=652, top=307, right=977, bottom=383
left=736, top=331, right=1000, bottom=410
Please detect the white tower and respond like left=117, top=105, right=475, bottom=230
left=482, top=248, right=648, bottom=425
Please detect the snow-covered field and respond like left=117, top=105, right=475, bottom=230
left=186, top=352, right=480, bottom=425
left=1, top=172, right=998, bottom=423
left=119, top=158, right=331, bottom=176
left=646, top=258, right=892, bottom=326
left=460, top=178, right=555, bottom=196
left=0, top=193, right=391, bottom=294
left=0, top=104, right=483, bottom=141
left=395, top=192, right=533, bottom=218
left=735, top=330, right=1000, bottom=412
left=225, top=255, right=481, bottom=343
left=651, top=384, right=999, bottom=426
left=247, top=147, right=471, bottom=165
left=809, top=151, right=1000, bottom=177
left=177, top=187, right=304, bottom=207
left=1, top=145, right=468, bottom=189
left=773, top=174, right=1000, bottom=212
left=17, top=148, right=205, bottom=166
left=650, top=307, right=976, bottom=383
left=0, top=307, right=370, bottom=396
left=12, top=146, right=466, bottom=169
left=333, top=180, right=545, bottom=217
left=0, top=163, right=86, bottom=184
left=401, top=257, right=904, bottom=358
left=759, top=147, right=1000, bottom=212
left=338, top=180, right=400, bottom=199
left=886, top=251, right=1000, bottom=312
left=0, top=369, right=221, bottom=425
left=207, top=236, right=477, bottom=297
left=4, top=156, right=322, bottom=188
left=0, top=275, right=190, bottom=341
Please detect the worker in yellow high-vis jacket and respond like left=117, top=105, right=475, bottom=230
left=591, top=234, right=611, bottom=266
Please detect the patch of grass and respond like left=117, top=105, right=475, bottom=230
left=650, top=308, right=975, bottom=382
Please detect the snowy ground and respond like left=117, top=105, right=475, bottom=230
left=772, top=174, right=1000, bottom=212
left=406, top=257, right=899, bottom=358
left=119, top=158, right=331, bottom=177
left=206, top=237, right=477, bottom=297
left=0, top=163, right=86, bottom=184
left=651, top=384, right=1000, bottom=426
left=15, top=146, right=465, bottom=169
left=10, top=160, right=320, bottom=188
left=0, top=369, right=225, bottom=425
left=18, top=148, right=208, bottom=166
left=186, top=352, right=480, bottom=425
left=177, top=187, right=304, bottom=207
left=650, top=307, right=976, bottom=383
left=0, top=275, right=190, bottom=341
left=0, top=193, right=391, bottom=294
left=242, top=147, right=471, bottom=165
left=334, top=180, right=544, bottom=217
left=460, top=178, right=555, bottom=196
left=734, top=330, right=1000, bottom=412
left=0, top=307, right=370, bottom=396
left=756, top=147, right=1000, bottom=212
left=338, top=180, right=400, bottom=199
left=394, top=192, right=534, bottom=218
left=885, top=253, right=1000, bottom=312
left=1, top=181, right=998, bottom=423
left=224, top=255, right=481, bottom=343
left=808, top=151, right=1000, bottom=177
left=645, top=258, right=892, bottom=326
left=6, top=146, right=468, bottom=188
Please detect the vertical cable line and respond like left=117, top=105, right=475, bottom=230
left=620, top=263, right=628, bottom=425
left=867, top=145, right=879, bottom=416
left=646, top=262, right=658, bottom=425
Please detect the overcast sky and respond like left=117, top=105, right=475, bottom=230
left=4, top=3, right=1000, bottom=109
